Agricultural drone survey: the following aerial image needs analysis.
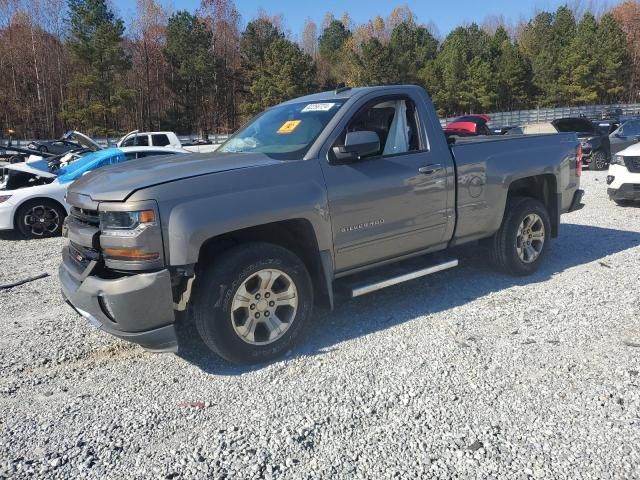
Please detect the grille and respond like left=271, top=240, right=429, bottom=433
left=70, top=206, right=100, bottom=227
left=624, top=156, right=640, bottom=174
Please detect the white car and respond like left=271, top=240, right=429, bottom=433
left=117, top=130, right=221, bottom=153
left=607, top=143, right=640, bottom=205
left=0, top=146, right=188, bottom=238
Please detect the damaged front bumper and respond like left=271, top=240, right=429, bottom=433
left=59, top=246, right=178, bottom=352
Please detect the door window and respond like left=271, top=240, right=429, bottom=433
left=333, top=98, right=422, bottom=160
left=623, top=121, right=640, bottom=136
left=152, top=134, right=171, bottom=146
left=122, top=135, right=149, bottom=147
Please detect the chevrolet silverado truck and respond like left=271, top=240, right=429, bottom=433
left=60, top=85, right=584, bottom=364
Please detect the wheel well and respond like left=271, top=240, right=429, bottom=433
left=198, top=219, right=331, bottom=307
left=507, top=174, right=559, bottom=237
left=13, top=197, right=68, bottom=229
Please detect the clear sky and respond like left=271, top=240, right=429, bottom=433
left=111, top=0, right=586, bottom=37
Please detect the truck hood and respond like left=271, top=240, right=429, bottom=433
left=67, top=152, right=280, bottom=201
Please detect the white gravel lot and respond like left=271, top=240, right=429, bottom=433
left=0, top=170, right=639, bottom=479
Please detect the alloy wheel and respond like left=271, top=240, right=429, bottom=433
left=23, top=205, right=60, bottom=236
left=516, top=213, right=545, bottom=264
left=230, top=269, right=298, bottom=345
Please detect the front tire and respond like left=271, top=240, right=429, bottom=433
left=191, top=242, right=313, bottom=364
left=490, top=197, right=551, bottom=276
left=15, top=199, right=66, bottom=238
left=591, top=150, right=608, bottom=171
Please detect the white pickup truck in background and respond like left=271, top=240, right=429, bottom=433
left=116, top=130, right=221, bottom=153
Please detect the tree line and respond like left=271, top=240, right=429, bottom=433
left=1, top=0, right=639, bottom=139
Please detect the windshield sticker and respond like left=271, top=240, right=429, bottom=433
left=301, top=103, right=336, bottom=113
left=277, top=120, right=302, bottom=134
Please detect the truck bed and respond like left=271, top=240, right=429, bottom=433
left=449, top=133, right=579, bottom=245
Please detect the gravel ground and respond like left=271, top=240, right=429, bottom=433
left=0, top=170, right=639, bottom=479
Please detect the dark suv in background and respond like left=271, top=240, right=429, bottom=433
left=553, top=118, right=611, bottom=170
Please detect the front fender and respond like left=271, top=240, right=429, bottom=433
left=131, top=159, right=332, bottom=266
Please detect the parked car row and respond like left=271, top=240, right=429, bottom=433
left=445, top=114, right=640, bottom=171
left=0, top=128, right=226, bottom=238
left=0, top=146, right=189, bottom=238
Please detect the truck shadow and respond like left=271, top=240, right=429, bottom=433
left=176, top=223, right=640, bottom=375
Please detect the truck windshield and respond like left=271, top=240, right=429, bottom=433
left=219, top=100, right=346, bottom=159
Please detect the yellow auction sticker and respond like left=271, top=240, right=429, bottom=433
left=277, top=120, right=301, bottom=134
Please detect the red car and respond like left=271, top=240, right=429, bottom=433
left=444, top=115, right=493, bottom=136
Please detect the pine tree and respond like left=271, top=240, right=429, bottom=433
left=520, top=7, right=576, bottom=106
left=64, top=0, right=131, bottom=135
left=388, top=21, right=438, bottom=84
left=561, top=12, right=599, bottom=104
left=349, top=38, right=395, bottom=85
left=243, top=39, right=315, bottom=116
left=318, top=20, right=351, bottom=60
left=596, top=13, right=630, bottom=103
left=239, top=19, right=282, bottom=72
left=493, top=38, right=533, bottom=111
left=164, top=10, right=215, bottom=132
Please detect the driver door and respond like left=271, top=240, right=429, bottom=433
left=320, top=95, right=452, bottom=273
left=611, top=121, right=640, bottom=155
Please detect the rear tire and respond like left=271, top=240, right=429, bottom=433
left=15, top=199, right=66, bottom=239
left=191, top=242, right=313, bottom=364
left=490, top=197, right=551, bottom=276
left=592, top=150, right=608, bottom=171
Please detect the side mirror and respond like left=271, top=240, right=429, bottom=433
left=332, top=131, right=380, bottom=162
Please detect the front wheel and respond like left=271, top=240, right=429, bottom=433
left=591, top=150, right=608, bottom=171
left=490, top=197, right=551, bottom=276
left=15, top=199, right=66, bottom=238
left=191, top=242, right=313, bottom=364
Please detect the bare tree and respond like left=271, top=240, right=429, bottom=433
left=301, top=18, right=318, bottom=59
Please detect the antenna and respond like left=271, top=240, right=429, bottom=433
left=335, top=83, right=351, bottom=94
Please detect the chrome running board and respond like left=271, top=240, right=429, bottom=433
left=350, top=259, right=459, bottom=298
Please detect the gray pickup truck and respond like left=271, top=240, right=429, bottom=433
left=60, top=85, right=584, bottom=364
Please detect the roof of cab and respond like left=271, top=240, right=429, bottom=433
left=278, top=85, right=425, bottom=106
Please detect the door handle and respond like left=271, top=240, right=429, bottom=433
left=418, top=164, right=443, bottom=175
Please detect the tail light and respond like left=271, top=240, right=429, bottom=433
left=576, top=145, right=582, bottom=177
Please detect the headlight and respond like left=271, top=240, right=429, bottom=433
left=0, top=195, right=12, bottom=204
left=581, top=141, right=592, bottom=149
left=99, top=209, right=157, bottom=237
left=611, top=155, right=625, bottom=166
left=98, top=203, right=164, bottom=268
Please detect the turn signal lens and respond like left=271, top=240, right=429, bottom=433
left=138, top=210, right=156, bottom=224
left=102, top=248, right=160, bottom=262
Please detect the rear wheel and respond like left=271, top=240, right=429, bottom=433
left=191, top=242, right=313, bottom=364
left=592, top=150, right=608, bottom=171
left=15, top=199, right=65, bottom=238
left=490, top=197, right=551, bottom=276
